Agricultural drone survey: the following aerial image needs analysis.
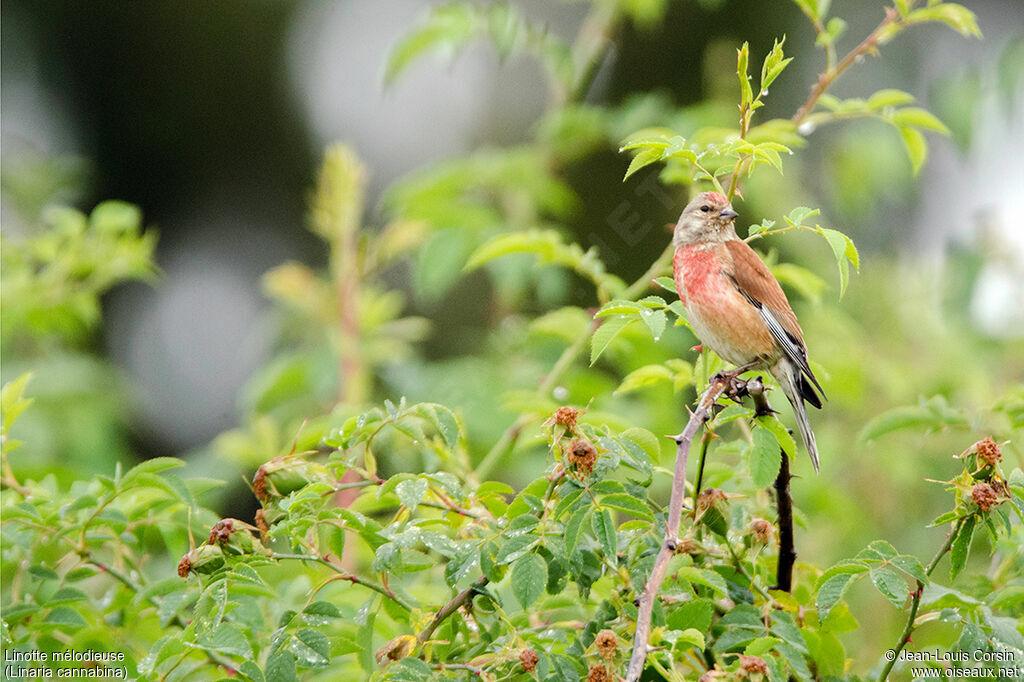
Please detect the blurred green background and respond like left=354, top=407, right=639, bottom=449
left=2, top=0, right=1022, bottom=671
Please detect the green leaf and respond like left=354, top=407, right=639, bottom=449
left=384, top=4, right=477, bottom=84
left=867, top=89, right=915, bottom=109
left=755, top=415, right=797, bottom=458
left=563, top=505, right=590, bottom=558
left=898, top=125, right=928, bottom=174
left=495, top=534, right=540, bottom=565
left=950, top=516, right=976, bottom=580
left=510, top=553, right=547, bottom=609
left=592, top=509, right=617, bottom=559
left=624, top=147, right=664, bottom=180
left=590, top=316, right=636, bottom=365
left=675, top=566, right=728, bottom=595
left=745, top=636, right=782, bottom=657
left=639, top=308, right=666, bottom=340
left=891, top=107, right=950, bottom=134
left=815, top=227, right=859, bottom=297
left=653, top=275, right=676, bottom=292
left=600, top=493, right=654, bottom=521
left=122, top=457, right=186, bottom=485
left=619, top=427, right=661, bottom=465
left=870, top=567, right=910, bottom=608
left=1, top=373, right=34, bottom=436
left=907, top=4, right=982, bottom=38
left=265, top=649, right=298, bottom=682
left=749, top=425, right=782, bottom=488
left=615, top=364, right=673, bottom=396
left=395, top=478, right=429, bottom=513
left=759, top=38, right=792, bottom=92
left=737, top=42, right=753, bottom=107
left=890, top=554, right=928, bottom=584
left=43, top=606, right=87, bottom=629
left=201, top=622, right=253, bottom=659
left=816, top=568, right=866, bottom=620
left=293, top=629, right=330, bottom=667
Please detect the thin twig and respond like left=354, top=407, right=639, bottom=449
left=271, top=552, right=413, bottom=611
left=791, top=7, right=901, bottom=125
left=416, top=576, right=489, bottom=645
left=624, top=376, right=732, bottom=682
left=877, top=518, right=965, bottom=681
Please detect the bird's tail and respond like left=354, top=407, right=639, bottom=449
left=771, top=360, right=820, bottom=473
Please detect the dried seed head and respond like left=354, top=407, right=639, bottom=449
left=971, top=482, right=999, bottom=512
left=567, top=439, right=598, bottom=475
left=520, top=648, right=539, bottom=672
left=587, top=665, right=611, bottom=682
left=553, top=406, right=580, bottom=428
left=177, top=554, right=191, bottom=578
left=594, top=629, right=618, bottom=660
left=255, top=508, right=269, bottom=542
left=740, top=654, right=769, bottom=675
left=697, top=488, right=727, bottom=513
left=208, top=519, right=235, bottom=545
left=975, top=438, right=1002, bottom=466
left=748, top=518, right=774, bottom=544
left=674, top=537, right=703, bottom=555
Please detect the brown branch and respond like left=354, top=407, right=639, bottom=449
left=791, top=7, right=900, bottom=125
left=416, top=576, right=489, bottom=646
left=624, top=375, right=733, bottom=682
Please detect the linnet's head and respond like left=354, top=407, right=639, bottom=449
left=673, top=191, right=739, bottom=246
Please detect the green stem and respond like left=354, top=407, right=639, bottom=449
left=877, top=518, right=965, bottom=682
left=568, top=5, right=620, bottom=104
left=272, top=553, right=414, bottom=612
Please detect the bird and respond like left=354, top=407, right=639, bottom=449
left=672, top=190, right=825, bottom=471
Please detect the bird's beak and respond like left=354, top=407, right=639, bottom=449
left=720, top=208, right=739, bottom=220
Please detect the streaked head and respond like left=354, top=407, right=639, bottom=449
left=673, top=191, right=739, bottom=247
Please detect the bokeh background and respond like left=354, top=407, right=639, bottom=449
left=2, top=0, right=1023, bottom=669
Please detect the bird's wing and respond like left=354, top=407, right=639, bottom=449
left=725, top=239, right=825, bottom=404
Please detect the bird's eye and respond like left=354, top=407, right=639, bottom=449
left=700, top=205, right=710, bottom=212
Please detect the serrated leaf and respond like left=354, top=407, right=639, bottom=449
left=510, top=553, right=547, bottom=609
left=495, top=534, right=540, bottom=565
left=950, top=516, right=976, bottom=580
left=624, top=147, right=664, bottom=180
left=564, top=505, right=590, bottom=558
left=615, top=364, right=673, bottom=396
left=600, top=493, right=653, bottom=521
left=816, top=572, right=858, bottom=620
left=265, top=649, right=298, bottom=682
left=619, top=427, right=661, bottom=465
left=745, top=636, right=782, bottom=657
left=675, top=566, right=728, bottom=595
left=293, top=629, right=330, bottom=666
left=653, top=276, right=676, bottom=292
left=870, top=566, right=910, bottom=608
left=639, top=308, right=666, bottom=340
left=749, top=425, right=782, bottom=488
left=590, top=316, right=636, bottom=365
left=755, top=415, right=796, bottom=458
left=395, top=478, right=429, bottom=513
left=592, top=509, right=616, bottom=559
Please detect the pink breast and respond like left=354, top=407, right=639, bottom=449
left=673, top=245, right=720, bottom=305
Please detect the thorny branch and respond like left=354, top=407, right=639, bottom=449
left=625, top=373, right=795, bottom=682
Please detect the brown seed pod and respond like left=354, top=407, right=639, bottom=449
left=594, top=629, right=618, bottom=660
left=519, top=648, right=539, bottom=672
left=971, top=482, right=999, bottom=511
left=975, top=437, right=1002, bottom=466
left=567, top=439, right=598, bottom=475
left=587, top=665, right=610, bottom=682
